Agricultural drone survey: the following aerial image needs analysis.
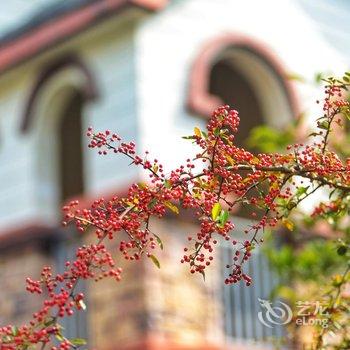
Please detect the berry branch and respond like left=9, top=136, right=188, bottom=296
left=1, top=75, right=350, bottom=349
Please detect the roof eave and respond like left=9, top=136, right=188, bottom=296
left=0, top=0, right=167, bottom=75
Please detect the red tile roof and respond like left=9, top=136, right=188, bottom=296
left=0, top=0, right=167, bottom=75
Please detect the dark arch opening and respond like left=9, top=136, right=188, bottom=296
left=58, top=90, right=84, bottom=203
left=187, top=34, right=300, bottom=121
left=56, top=89, right=87, bottom=339
left=209, top=59, right=265, bottom=148
left=21, top=55, right=98, bottom=132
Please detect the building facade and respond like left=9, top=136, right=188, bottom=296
left=0, top=0, right=348, bottom=349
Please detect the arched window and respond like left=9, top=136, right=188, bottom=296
left=22, top=56, right=98, bottom=340
left=209, top=59, right=265, bottom=148
left=22, top=55, right=98, bottom=219
left=58, top=90, right=84, bottom=202
left=187, top=34, right=299, bottom=133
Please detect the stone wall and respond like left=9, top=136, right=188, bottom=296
left=0, top=241, right=52, bottom=327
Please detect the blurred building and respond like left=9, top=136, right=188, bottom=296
left=0, top=0, right=348, bottom=349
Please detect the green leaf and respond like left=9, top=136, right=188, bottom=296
left=164, top=201, right=179, bottom=214
left=2, top=336, right=12, bottom=343
left=332, top=274, right=343, bottom=287
left=56, top=333, right=64, bottom=342
left=70, top=338, right=87, bottom=346
left=282, top=218, right=294, bottom=231
left=152, top=164, right=158, bottom=173
left=153, top=233, right=164, bottom=250
left=296, top=186, right=309, bottom=198
left=199, top=270, right=206, bottom=281
left=194, top=127, right=202, bottom=137
left=44, top=318, right=56, bottom=327
left=219, top=209, right=229, bottom=226
left=286, top=200, right=297, bottom=210
left=211, top=202, right=221, bottom=221
left=164, top=179, right=171, bottom=189
left=182, top=135, right=196, bottom=140
left=318, top=120, right=329, bottom=130
left=314, top=72, right=324, bottom=84
left=11, top=326, right=18, bottom=336
left=225, top=154, right=235, bottom=166
left=195, top=241, right=201, bottom=250
left=147, top=198, right=157, bottom=209
left=329, top=189, right=336, bottom=200
left=149, top=254, right=161, bottom=269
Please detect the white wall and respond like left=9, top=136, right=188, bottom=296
left=78, top=20, right=139, bottom=196
left=0, top=75, right=37, bottom=226
left=135, top=0, right=348, bottom=175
